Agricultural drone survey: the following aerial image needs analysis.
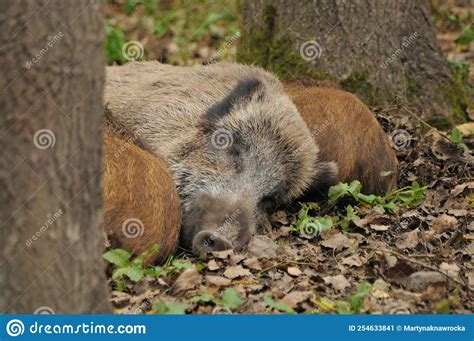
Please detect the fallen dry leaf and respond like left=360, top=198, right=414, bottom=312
left=247, top=235, right=278, bottom=258
left=287, top=266, right=303, bottom=277
left=205, top=275, right=231, bottom=287
left=223, top=265, right=252, bottom=279
left=431, top=214, right=458, bottom=234
left=320, top=233, right=352, bottom=250
left=323, top=274, right=351, bottom=291
left=207, top=260, right=220, bottom=271
left=211, top=249, right=234, bottom=259
left=395, top=229, right=419, bottom=249
left=281, top=290, right=313, bottom=308
left=243, top=257, right=262, bottom=271
left=439, top=262, right=461, bottom=280
left=370, top=224, right=390, bottom=232
left=342, top=254, right=365, bottom=267
left=171, top=268, right=201, bottom=295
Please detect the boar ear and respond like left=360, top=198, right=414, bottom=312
left=206, top=78, right=264, bottom=122
left=305, top=161, right=339, bottom=199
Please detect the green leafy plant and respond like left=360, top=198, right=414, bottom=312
left=336, top=283, right=373, bottom=314
left=449, top=127, right=468, bottom=151
left=103, top=244, right=195, bottom=290
left=291, top=203, right=334, bottom=236
left=190, top=293, right=215, bottom=304
left=103, top=244, right=161, bottom=289
left=152, top=299, right=188, bottom=314
left=105, top=21, right=126, bottom=65
left=338, top=205, right=360, bottom=231
left=219, top=288, right=242, bottom=310
left=329, top=180, right=426, bottom=213
left=455, top=24, right=473, bottom=46
left=263, top=294, right=295, bottom=314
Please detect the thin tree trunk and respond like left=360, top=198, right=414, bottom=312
left=237, top=0, right=470, bottom=127
left=0, top=0, right=111, bottom=313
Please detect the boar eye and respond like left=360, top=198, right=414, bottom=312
left=260, top=197, right=278, bottom=214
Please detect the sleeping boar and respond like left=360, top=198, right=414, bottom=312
left=104, top=62, right=336, bottom=256
left=284, top=81, right=398, bottom=196
left=103, top=129, right=181, bottom=264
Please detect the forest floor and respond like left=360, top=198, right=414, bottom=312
left=104, top=1, right=473, bottom=314
left=108, top=113, right=473, bottom=314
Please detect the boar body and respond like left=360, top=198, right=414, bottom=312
left=105, top=62, right=336, bottom=255
left=284, top=82, right=398, bottom=196
left=103, top=130, right=181, bottom=264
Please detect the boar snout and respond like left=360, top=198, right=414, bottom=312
left=182, top=192, right=256, bottom=256
left=192, top=230, right=233, bottom=256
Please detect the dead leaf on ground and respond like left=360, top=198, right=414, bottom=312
left=211, top=249, right=234, bottom=259
left=320, top=233, right=352, bottom=250
left=171, top=267, right=201, bottom=295
left=207, top=259, right=220, bottom=271
left=395, top=229, right=419, bottom=249
left=342, top=254, right=366, bottom=267
left=247, top=235, right=278, bottom=258
left=223, top=265, right=252, bottom=279
left=323, top=274, right=351, bottom=291
left=243, top=257, right=262, bottom=271
left=370, top=224, right=390, bottom=232
left=430, top=214, right=458, bottom=234
left=287, top=266, right=303, bottom=277
left=281, top=290, right=314, bottom=308
left=439, top=262, right=461, bottom=280
left=205, top=275, right=231, bottom=287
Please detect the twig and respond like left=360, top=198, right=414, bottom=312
left=366, top=247, right=471, bottom=291
left=401, top=107, right=452, bottom=142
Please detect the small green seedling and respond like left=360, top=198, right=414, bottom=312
left=263, top=294, right=295, bottom=314
left=449, top=127, right=468, bottom=151
left=291, top=203, right=334, bottom=237
left=103, top=244, right=167, bottom=290
left=219, top=288, right=242, bottom=310
left=336, top=282, right=373, bottom=314
left=153, top=299, right=188, bottom=314
left=190, top=293, right=215, bottom=304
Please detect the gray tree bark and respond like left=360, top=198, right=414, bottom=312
left=0, top=0, right=111, bottom=313
left=237, top=0, right=470, bottom=127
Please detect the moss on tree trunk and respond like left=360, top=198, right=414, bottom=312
left=237, top=0, right=471, bottom=128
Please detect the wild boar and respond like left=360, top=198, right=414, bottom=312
left=104, top=62, right=336, bottom=256
left=284, top=81, right=398, bottom=196
left=103, top=129, right=181, bottom=264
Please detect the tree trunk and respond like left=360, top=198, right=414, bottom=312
left=0, top=0, right=111, bottom=313
left=237, top=0, right=470, bottom=127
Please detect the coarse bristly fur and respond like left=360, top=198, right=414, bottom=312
left=104, top=61, right=336, bottom=255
